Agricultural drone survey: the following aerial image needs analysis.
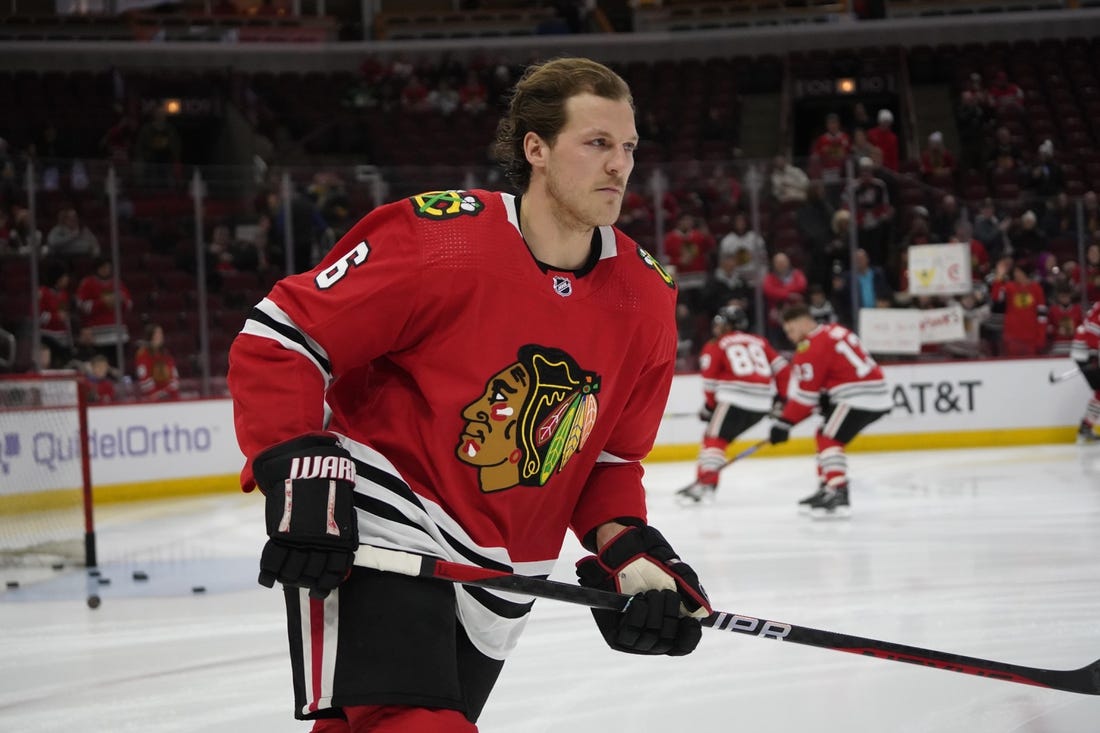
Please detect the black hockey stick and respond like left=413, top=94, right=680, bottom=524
left=1048, top=368, right=1078, bottom=384
left=354, top=545, right=1100, bottom=696
left=674, top=439, right=770, bottom=501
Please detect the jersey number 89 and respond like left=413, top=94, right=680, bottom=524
left=725, top=342, right=771, bottom=378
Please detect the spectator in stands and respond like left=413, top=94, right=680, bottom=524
left=965, top=72, right=994, bottom=111
left=762, top=251, right=808, bottom=345
left=1084, top=191, right=1100, bottom=239
left=38, top=261, right=73, bottom=365
left=955, top=90, right=988, bottom=174
left=850, top=157, right=893, bottom=266
left=45, top=208, right=100, bottom=259
left=807, top=283, right=838, bottom=325
left=29, top=122, right=64, bottom=191
left=428, top=78, right=461, bottom=117
left=9, top=204, right=42, bottom=255
left=264, top=188, right=324, bottom=273
left=987, top=70, right=1024, bottom=112
left=134, top=108, right=183, bottom=189
left=75, top=257, right=132, bottom=367
left=663, top=212, right=713, bottom=292
left=811, top=208, right=852, bottom=299
left=987, top=125, right=1022, bottom=180
left=1007, top=210, right=1048, bottom=267
left=0, top=208, right=12, bottom=253
left=851, top=102, right=872, bottom=131
left=458, top=69, right=488, bottom=115
left=1046, top=282, right=1081, bottom=356
left=950, top=220, right=990, bottom=281
left=796, top=179, right=835, bottom=254
left=919, top=131, right=956, bottom=183
left=699, top=250, right=753, bottom=323
left=850, top=127, right=882, bottom=169
left=943, top=284, right=992, bottom=358
left=1041, top=192, right=1075, bottom=240
left=637, top=110, right=669, bottom=153
left=400, top=74, right=431, bottom=113
left=718, top=212, right=765, bottom=285
left=1024, top=139, right=1064, bottom=212
left=134, top=323, right=180, bottom=401
left=929, top=194, right=962, bottom=243
left=770, top=153, right=809, bottom=204
left=973, top=197, right=1010, bottom=262
left=990, top=257, right=1046, bottom=356
left=84, top=354, right=117, bottom=404
left=866, top=108, right=899, bottom=172
left=810, top=112, right=851, bottom=190
left=67, top=326, right=98, bottom=372
left=1084, top=242, right=1100, bottom=303
left=836, top=247, right=893, bottom=317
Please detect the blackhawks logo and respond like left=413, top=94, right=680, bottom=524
left=456, top=345, right=601, bottom=493
left=410, top=190, right=484, bottom=220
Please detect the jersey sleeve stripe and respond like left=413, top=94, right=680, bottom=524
left=244, top=299, right=333, bottom=376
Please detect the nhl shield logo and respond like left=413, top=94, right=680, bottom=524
left=552, top=276, right=573, bottom=297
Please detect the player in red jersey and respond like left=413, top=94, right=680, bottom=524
left=767, top=304, right=892, bottom=515
left=1071, top=301, right=1100, bottom=443
left=228, top=58, right=710, bottom=733
left=677, top=305, right=789, bottom=503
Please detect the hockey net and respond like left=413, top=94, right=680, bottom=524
left=0, top=374, right=96, bottom=568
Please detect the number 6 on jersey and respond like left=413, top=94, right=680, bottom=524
left=315, top=241, right=370, bottom=290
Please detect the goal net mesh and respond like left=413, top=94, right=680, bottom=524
left=0, top=374, right=93, bottom=568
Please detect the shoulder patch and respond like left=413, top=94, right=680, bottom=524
left=636, top=245, right=675, bottom=289
left=410, top=190, right=485, bottom=220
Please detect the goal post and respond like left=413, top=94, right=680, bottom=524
left=0, top=373, right=96, bottom=569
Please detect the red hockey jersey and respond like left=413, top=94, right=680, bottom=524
left=228, top=190, right=679, bottom=658
left=699, top=331, right=789, bottom=412
left=38, top=285, right=71, bottom=341
left=780, top=323, right=892, bottom=425
left=134, top=346, right=180, bottom=400
left=1071, top=302, right=1100, bottom=363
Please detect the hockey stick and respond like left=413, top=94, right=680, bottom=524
left=354, top=545, right=1100, bottom=696
left=1048, top=368, right=1078, bottom=384
left=674, top=439, right=770, bottom=500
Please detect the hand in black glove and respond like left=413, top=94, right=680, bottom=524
left=576, top=525, right=711, bottom=655
left=698, top=403, right=715, bottom=423
left=253, top=433, right=359, bottom=599
left=769, top=420, right=792, bottom=445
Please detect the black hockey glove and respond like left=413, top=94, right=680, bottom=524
left=253, top=433, right=359, bottom=599
left=769, top=419, right=792, bottom=445
left=698, top=402, right=715, bottom=423
left=575, top=525, right=711, bottom=656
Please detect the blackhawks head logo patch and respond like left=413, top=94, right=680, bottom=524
left=456, top=345, right=601, bottom=493
left=410, top=190, right=484, bottom=220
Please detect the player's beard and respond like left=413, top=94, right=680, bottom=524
left=545, top=168, right=625, bottom=231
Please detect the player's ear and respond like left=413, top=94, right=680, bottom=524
left=523, top=131, right=548, bottom=170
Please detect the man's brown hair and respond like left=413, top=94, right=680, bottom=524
left=780, top=303, right=813, bottom=323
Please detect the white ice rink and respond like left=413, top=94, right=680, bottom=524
left=3, top=444, right=1100, bottom=733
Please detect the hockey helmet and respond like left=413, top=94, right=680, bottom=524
left=713, top=305, right=748, bottom=332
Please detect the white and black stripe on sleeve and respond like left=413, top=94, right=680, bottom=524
left=241, top=298, right=333, bottom=382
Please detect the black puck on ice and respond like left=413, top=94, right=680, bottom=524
left=5, top=580, right=18, bottom=589
left=132, top=571, right=148, bottom=582
left=191, top=585, right=206, bottom=594
left=52, top=563, right=65, bottom=571
left=97, top=577, right=111, bottom=586
left=88, top=568, right=101, bottom=577
left=87, top=595, right=101, bottom=609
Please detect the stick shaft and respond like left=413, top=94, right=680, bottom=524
left=1049, top=369, right=1078, bottom=383
left=354, top=545, right=1100, bottom=696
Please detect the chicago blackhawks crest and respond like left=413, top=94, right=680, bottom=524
left=456, top=345, right=601, bottom=493
left=410, top=190, right=484, bottom=220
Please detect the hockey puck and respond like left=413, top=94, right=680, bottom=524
left=5, top=580, right=18, bottom=589
left=88, top=568, right=101, bottom=577
left=132, top=571, right=149, bottom=582
left=52, top=562, right=65, bottom=571
left=97, top=577, right=111, bottom=586
left=191, top=585, right=206, bottom=594
left=87, top=595, right=101, bottom=609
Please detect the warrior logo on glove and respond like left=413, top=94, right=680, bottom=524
left=456, top=344, right=601, bottom=493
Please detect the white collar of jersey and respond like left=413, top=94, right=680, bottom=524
left=501, top=192, right=618, bottom=262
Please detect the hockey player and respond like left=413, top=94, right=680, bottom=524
left=767, top=304, right=892, bottom=515
left=677, top=304, right=789, bottom=503
left=1071, top=301, right=1100, bottom=443
left=228, top=58, right=710, bottom=733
